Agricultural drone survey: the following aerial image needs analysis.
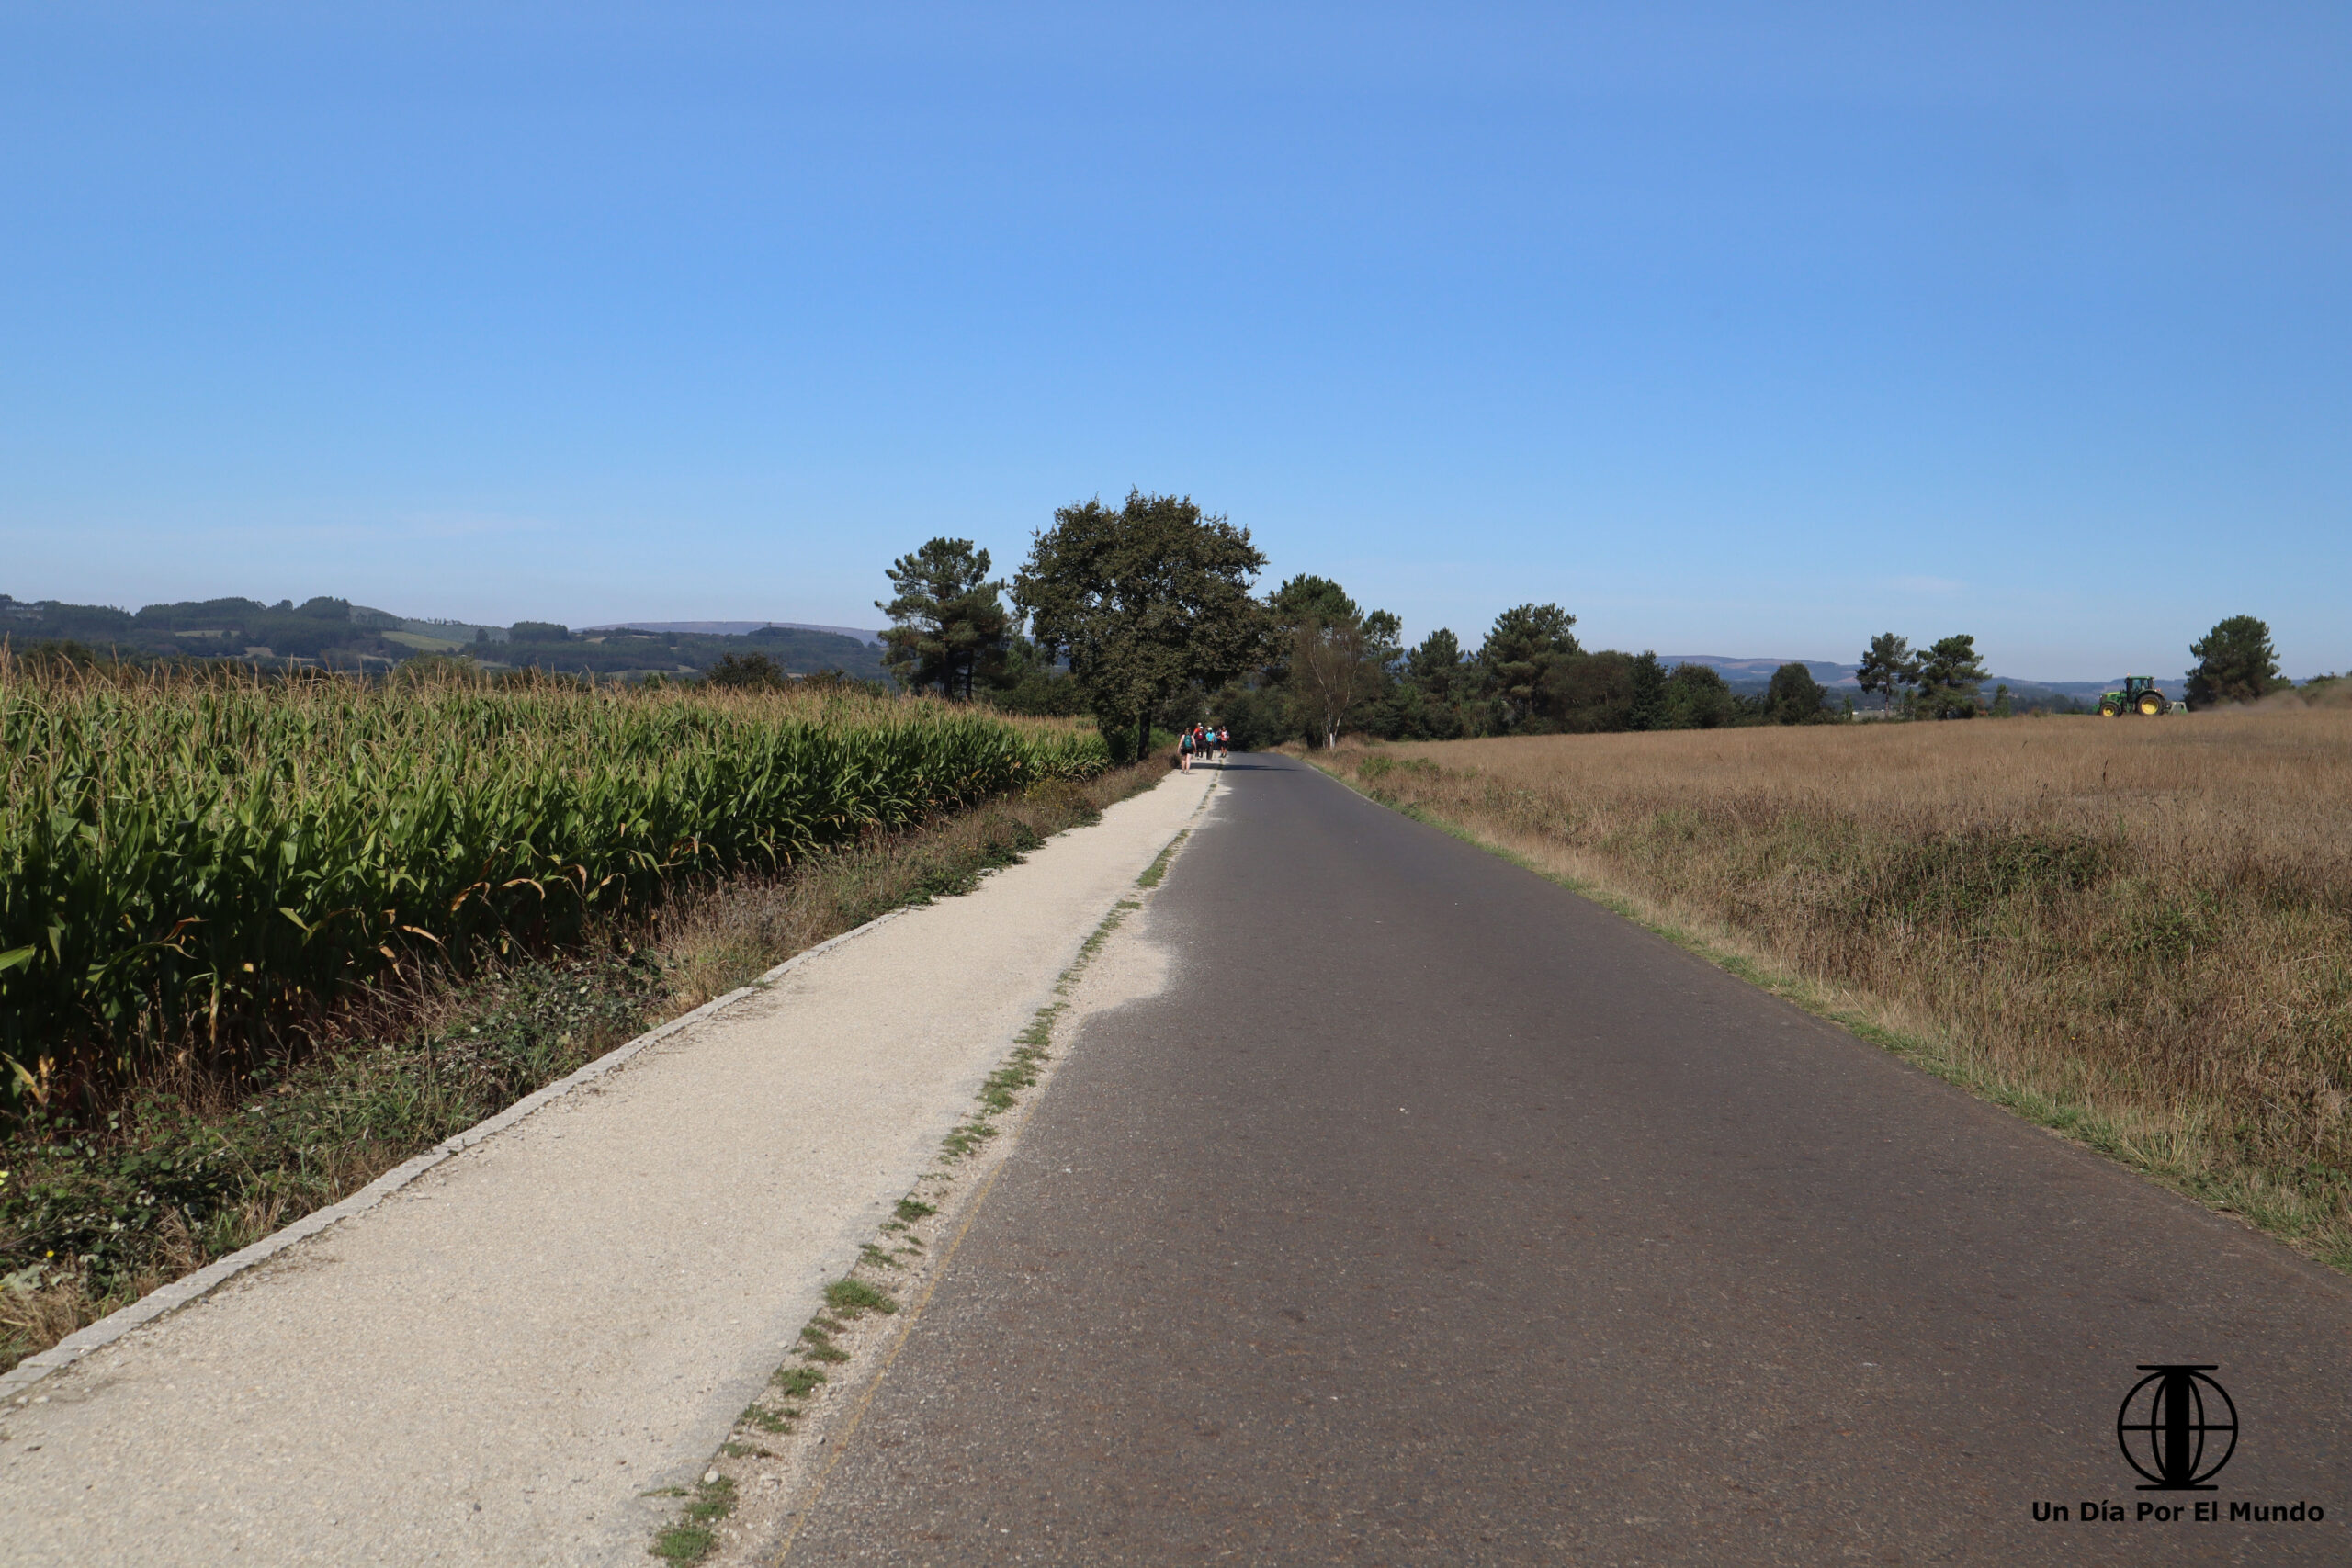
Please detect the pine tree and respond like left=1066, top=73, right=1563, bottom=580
left=1916, top=635, right=1988, bottom=719
left=2186, top=615, right=2280, bottom=707
left=1477, top=604, right=1581, bottom=731
left=1855, top=633, right=1918, bottom=715
left=876, top=538, right=1012, bottom=699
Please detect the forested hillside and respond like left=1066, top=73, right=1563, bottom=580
left=0, top=594, right=886, bottom=682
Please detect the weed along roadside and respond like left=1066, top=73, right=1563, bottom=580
left=1306, top=709, right=2352, bottom=1273
left=0, top=751, right=1164, bottom=1378
left=651, top=805, right=1210, bottom=1565
left=0, top=761, right=1217, bottom=1568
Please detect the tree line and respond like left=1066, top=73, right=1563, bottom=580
left=1856, top=615, right=2299, bottom=717
left=863, top=491, right=1837, bottom=753
left=865, top=491, right=2315, bottom=750
left=9, top=523, right=2304, bottom=728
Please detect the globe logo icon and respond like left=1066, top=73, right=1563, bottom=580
left=2117, top=1365, right=2238, bottom=1490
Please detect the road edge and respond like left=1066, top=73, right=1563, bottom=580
left=678, top=779, right=1222, bottom=1565
left=1304, top=755, right=2352, bottom=1292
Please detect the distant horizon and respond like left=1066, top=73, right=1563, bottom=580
left=6, top=581, right=2236, bottom=689
left=584, top=619, right=884, bottom=647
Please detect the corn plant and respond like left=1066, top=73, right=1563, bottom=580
left=0, top=665, right=1108, bottom=1110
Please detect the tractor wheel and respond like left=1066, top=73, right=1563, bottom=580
left=2099, top=702, right=2121, bottom=717
left=2138, top=694, right=2165, bottom=716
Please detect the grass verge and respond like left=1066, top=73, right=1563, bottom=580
left=0, top=761, right=1168, bottom=1375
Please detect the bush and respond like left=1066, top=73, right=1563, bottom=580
left=702, top=651, right=787, bottom=689
left=1766, top=662, right=1829, bottom=725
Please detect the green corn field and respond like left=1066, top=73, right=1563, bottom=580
left=0, top=664, right=1110, bottom=1111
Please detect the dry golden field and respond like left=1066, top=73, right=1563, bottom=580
left=1320, top=708, right=2352, bottom=1268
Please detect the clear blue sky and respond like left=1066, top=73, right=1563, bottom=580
left=4, top=3, right=2346, bottom=681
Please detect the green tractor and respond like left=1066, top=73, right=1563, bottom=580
left=2098, top=675, right=2176, bottom=717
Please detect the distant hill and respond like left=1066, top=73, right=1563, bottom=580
left=526, top=624, right=887, bottom=682
left=0, top=592, right=412, bottom=669
left=588, top=620, right=882, bottom=645
left=0, top=592, right=888, bottom=682
left=1660, top=655, right=1860, bottom=690
left=0, top=590, right=2195, bottom=704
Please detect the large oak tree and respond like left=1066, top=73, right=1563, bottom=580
left=1012, top=491, right=1267, bottom=760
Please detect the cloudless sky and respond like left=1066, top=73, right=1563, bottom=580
left=3, top=3, right=2346, bottom=680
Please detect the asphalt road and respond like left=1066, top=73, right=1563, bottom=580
left=778, top=754, right=2352, bottom=1566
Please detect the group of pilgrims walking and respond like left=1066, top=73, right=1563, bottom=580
left=1177, top=723, right=1229, bottom=772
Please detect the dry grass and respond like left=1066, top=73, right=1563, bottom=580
left=1, top=761, right=1165, bottom=1372
left=1317, top=710, right=2352, bottom=1269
